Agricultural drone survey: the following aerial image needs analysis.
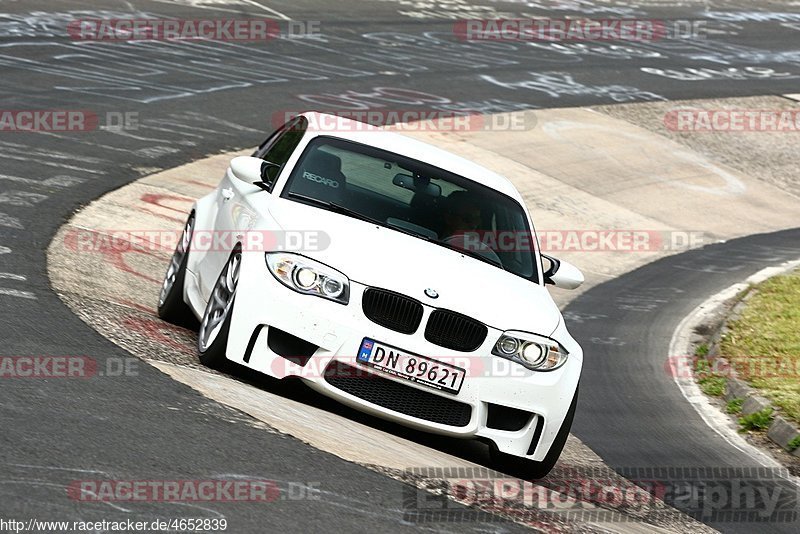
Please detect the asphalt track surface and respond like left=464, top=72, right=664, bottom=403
left=2, top=0, right=800, bottom=531
left=569, top=228, right=800, bottom=533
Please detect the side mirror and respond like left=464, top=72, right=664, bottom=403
left=541, top=254, right=584, bottom=290
left=229, top=156, right=280, bottom=191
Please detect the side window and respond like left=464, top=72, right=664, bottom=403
left=253, top=125, right=284, bottom=159
left=254, top=117, right=307, bottom=190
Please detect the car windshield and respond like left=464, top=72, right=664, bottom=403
left=282, top=136, right=539, bottom=282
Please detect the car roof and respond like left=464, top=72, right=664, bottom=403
left=298, top=112, right=523, bottom=201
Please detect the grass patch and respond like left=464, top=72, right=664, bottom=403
left=726, top=398, right=744, bottom=414
left=698, top=375, right=726, bottom=396
left=788, top=436, right=800, bottom=452
left=738, top=408, right=774, bottom=431
left=695, top=343, right=710, bottom=357
left=720, top=269, right=800, bottom=424
left=694, top=358, right=726, bottom=396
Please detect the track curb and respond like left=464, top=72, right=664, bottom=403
left=669, top=257, right=800, bottom=467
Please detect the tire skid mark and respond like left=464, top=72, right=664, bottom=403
left=120, top=315, right=195, bottom=354
left=134, top=205, right=186, bottom=225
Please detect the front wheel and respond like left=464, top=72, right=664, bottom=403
left=491, top=386, right=578, bottom=480
left=197, top=248, right=241, bottom=369
left=158, top=213, right=195, bottom=327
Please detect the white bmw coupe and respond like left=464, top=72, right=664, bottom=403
left=158, top=112, right=585, bottom=479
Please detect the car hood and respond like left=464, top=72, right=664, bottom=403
left=268, top=199, right=561, bottom=334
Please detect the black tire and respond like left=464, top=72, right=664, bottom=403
left=197, top=303, right=233, bottom=370
left=491, top=385, right=578, bottom=480
left=197, top=248, right=241, bottom=370
left=157, top=213, right=196, bottom=327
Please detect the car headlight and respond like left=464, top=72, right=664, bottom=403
left=266, top=252, right=349, bottom=304
left=492, top=331, right=568, bottom=371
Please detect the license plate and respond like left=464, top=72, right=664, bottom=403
left=356, top=338, right=465, bottom=394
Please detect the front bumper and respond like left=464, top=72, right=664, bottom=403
left=223, top=251, right=582, bottom=461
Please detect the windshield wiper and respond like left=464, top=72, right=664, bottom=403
left=286, top=192, right=384, bottom=226
left=435, top=239, right=504, bottom=269
left=382, top=220, right=436, bottom=241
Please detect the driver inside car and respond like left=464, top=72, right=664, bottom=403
left=439, top=190, right=483, bottom=239
left=438, top=190, right=503, bottom=267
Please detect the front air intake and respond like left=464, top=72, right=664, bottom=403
left=324, top=361, right=472, bottom=427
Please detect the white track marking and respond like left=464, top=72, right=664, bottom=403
left=26, top=131, right=138, bottom=154
left=0, top=212, right=23, bottom=229
left=0, top=174, right=84, bottom=188
left=0, top=248, right=35, bottom=299
left=0, top=288, right=36, bottom=299
left=149, top=0, right=290, bottom=20
left=0, top=480, right=131, bottom=512
left=0, top=152, right=103, bottom=175
left=0, top=191, right=48, bottom=207
left=241, top=0, right=291, bottom=20
left=8, top=463, right=109, bottom=474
